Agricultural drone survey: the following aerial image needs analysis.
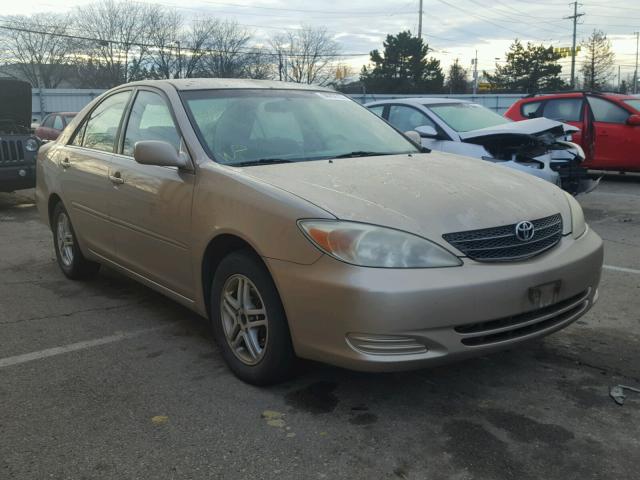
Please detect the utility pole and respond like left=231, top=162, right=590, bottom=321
left=472, top=50, right=478, bottom=95
left=564, top=2, right=584, bottom=89
left=418, top=0, right=423, bottom=40
left=634, top=32, right=639, bottom=94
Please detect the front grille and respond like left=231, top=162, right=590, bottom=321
left=346, top=333, right=427, bottom=356
left=0, top=139, right=25, bottom=163
left=442, top=213, right=563, bottom=262
left=455, top=289, right=590, bottom=346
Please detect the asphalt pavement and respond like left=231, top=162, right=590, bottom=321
left=1, top=175, right=639, bottom=480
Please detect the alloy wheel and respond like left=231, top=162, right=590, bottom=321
left=56, top=212, right=75, bottom=267
left=220, top=274, right=269, bottom=365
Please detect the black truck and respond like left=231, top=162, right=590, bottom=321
left=0, top=78, right=40, bottom=192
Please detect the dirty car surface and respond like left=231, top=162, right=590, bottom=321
left=366, top=98, right=598, bottom=195
left=36, top=79, right=603, bottom=385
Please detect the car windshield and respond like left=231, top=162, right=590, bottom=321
left=427, top=103, right=511, bottom=132
left=181, top=89, right=418, bottom=166
left=623, top=99, right=640, bottom=112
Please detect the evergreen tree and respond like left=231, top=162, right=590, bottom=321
left=360, top=31, right=444, bottom=93
left=446, top=59, right=468, bottom=93
left=581, top=30, right=615, bottom=91
left=485, top=40, right=565, bottom=93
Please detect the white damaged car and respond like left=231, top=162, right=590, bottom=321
left=366, top=98, right=599, bottom=195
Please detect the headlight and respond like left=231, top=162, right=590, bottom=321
left=25, top=137, right=39, bottom=152
left=298, top=220, right=462, bottom=268
left=563, top=192, right=586, bottom=239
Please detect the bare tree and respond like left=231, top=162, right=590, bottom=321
left=200, top=20, right=252, bottom=78
left=0, top=14, right=75, bottom=87
left=270, top=27, right=339, bottom=85
left=74, top=0, right=158, bottom=87
left=581, top=30, right=615, bottom=91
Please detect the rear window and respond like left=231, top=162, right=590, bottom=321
left=521, top=101, right=542, bottom=118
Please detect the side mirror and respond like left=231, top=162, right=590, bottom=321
left=133, top=140, right=188, bottom=168
left=414, top=125, right=438, bottom=138
left=404, top=130, right=422, bottom=146
left=627, top=114, right=640, bottom=126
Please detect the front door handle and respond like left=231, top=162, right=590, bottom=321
left=109, top=171, right=124, bottom=184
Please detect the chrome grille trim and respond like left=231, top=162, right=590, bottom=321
left=442, top=213, right=563, bottom=262
left=455, top=289, right=590, bottom=347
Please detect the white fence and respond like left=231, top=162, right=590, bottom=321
left=30, top=88, right=525, bottom=121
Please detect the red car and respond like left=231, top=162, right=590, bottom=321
left=505, top=92, right=640, bottom=172
left=35, top=112, right=77, bottom=141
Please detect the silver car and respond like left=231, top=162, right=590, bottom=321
left=366, top=98, right=598, bottom=195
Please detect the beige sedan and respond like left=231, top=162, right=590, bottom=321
left=36, top=79, right=603, bottom=385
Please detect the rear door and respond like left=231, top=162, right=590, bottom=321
left=540, top=97, right=585, bottom=145
left=585, top=96, right=636, bottom=170
left=108, top=88, right=195, bottom=298
left=61, top=90, right=132, bottom=259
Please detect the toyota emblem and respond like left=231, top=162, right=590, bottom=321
left=515, top=221, right=535, bottom=242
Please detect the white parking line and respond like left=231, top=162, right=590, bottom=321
left=603, top=264, right=640, bottom=275
left=0, top=326, right=165, bottom=369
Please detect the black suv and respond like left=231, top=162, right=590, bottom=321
left=0, top=79, right=40, bottom=192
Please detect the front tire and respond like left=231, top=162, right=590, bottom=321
left=52, top=203, right=100, bottom=280
left=210, top=250, right=296, bottom=385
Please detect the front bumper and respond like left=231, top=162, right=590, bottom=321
left=0, top=164, right=36, bottom=192
left=267, top=228, right=603, bottom=372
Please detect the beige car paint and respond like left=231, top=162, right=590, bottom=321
left=36, top=79, right=603, bottom=372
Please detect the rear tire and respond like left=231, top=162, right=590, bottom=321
left=210, top=250, right=296, bottom=385
left=52, top=202, right=100, bottom=280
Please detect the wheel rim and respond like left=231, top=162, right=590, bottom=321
left=56, top=212, right=75, bottom=267
left=220, top=274, right=269, bottom=366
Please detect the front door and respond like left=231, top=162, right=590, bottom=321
left=60, top=90, right=132, bottom=259
left=586, top=96, right=638, bottom=170
left=107, top=89, right=195, bottom=299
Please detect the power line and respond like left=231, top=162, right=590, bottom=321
left=0, top=22, right=372, bottom=58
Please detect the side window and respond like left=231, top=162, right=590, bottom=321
left=82, top=91, right=131, bottom=153
left=521, top=101, right=542, bottom=118
left=53, top=115, right=64, bottom=130
left=542, top=99, right=582, bottom=122
left=123, top=91, right=180, bottom=157
left=42, top=115, right=54, bottom=128
left=368, top=105, right=385, bottom=118
left=587, top=96, right=630, bottom=124
left=388, top=105, right=436, bottom=132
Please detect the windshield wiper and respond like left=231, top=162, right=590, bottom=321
left=232, top=158, right=295, bottom=167
left=331, top=151, right=396, bottom=159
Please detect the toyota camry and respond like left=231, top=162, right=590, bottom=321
left=35, top=79, right=603, bottom=385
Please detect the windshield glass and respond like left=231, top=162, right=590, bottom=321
left=181, top=89, right=418, bottom=165
left=623, top=99, right=640, bottom=112
left=427, top=103, right=511, bottom=132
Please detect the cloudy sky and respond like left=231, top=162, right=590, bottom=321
left=3, top=0, right=640, bottom=82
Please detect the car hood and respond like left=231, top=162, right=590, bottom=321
left=239, top=152, right=572, bottom=243
left=458, top=117, right=578, bottom=141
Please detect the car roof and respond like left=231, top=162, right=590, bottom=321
left=367, top=97, right=471, bottom=106
left=124, top=78, right=334, bottom=92
left=520, top=92, right=639, bottom=102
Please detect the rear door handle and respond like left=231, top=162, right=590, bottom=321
left=109, top=171, right=124, bottom=184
